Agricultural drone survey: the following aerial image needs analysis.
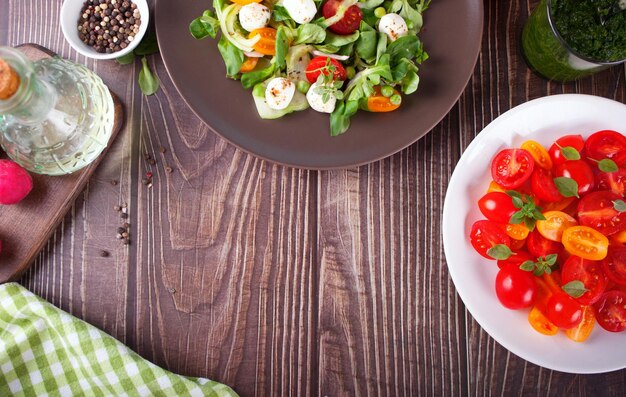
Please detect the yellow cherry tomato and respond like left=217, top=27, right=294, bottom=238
left=505, top=223, right=530, bottom=241
left=562, top=226, right=609, bottom=261
left=565, top=305, right=595, bottom=342
left=536, top=211, right=578, bottom=242
left=528, top=306, right=559, bottom=336
left=487, top=180, right=507, bottom=193
left=521, top=140, right=553, bottom=170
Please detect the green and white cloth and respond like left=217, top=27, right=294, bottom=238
left=0, top=283, right=237, bottom=397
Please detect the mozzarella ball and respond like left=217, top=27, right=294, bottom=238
left=378, top=13, right=408, bottom=41
left=282, top=0, right=317, bottom=24
left=306, top=82, right=336, bottom=113
left=239, top=3, right=271, bottom=32
left=265, top=78, right=296, bottom=110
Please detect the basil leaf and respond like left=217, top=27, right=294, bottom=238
left=533, top=268, right=544, bottom=277
left=599, top=158, right=619, bottom=173
left=217, top=36, right=245, bottom=78
left=614, top=200, right=626, bottom=212
left=509, top=211, right=524, bottom=224
left=138, top=57, right=160, bottom=96
left=545, top=253, right=558, bottom=266
left=560, top=146, right=581, bottom=160
left=487, top=244, right=513, bottom=260
left=523, top=217, right=536, bottom=231
left=506, top=190, right=522, bottom=199
left=553, top=177, right=580, bottom=198
left=116, top=52, right=135, bottom=65
left=511, top=196, right=524, bottom=209
left=519, top=260, right=535, bottom=272
left=562, top=280, right=588, bottom=298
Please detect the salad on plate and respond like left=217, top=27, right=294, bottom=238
left=189, top=0, right=430, bottom=136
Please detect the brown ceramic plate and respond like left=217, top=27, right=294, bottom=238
left=155, top=0, right=483, bottom=169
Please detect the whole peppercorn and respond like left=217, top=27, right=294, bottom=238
left=77, top=0, right=141, bottom=53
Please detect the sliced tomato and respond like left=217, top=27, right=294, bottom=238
left=248, top=27, right=277, bottom=56
left=577, top=191, right=626, bottom=236
left=231, top=0, right=262, bottom=4
left=542, top=196, right=576, bottom=212
left=495, top=264, right=537, bottom=309
left=601, top=245, right=626, bottom=286
left=239, top=56, right=259, bottom=73
left=478, top=192, right=517, bottom=224
left=611, top=229, right=626, bottom=245
left=305, top=56, right=347, bottom=84
left=527, top=229, right=562, bottom=258
left=530, top=168, right=564, bottom=203
left=593, top=290, right=626, bottom=332
left=487, top=180, right=507, bottom=193
left=561, top=226, right=609, bottom=261
left=470, top=220, right=510, bottom=259
left=546, top=292, right=583, bottom=329
left=505, top=223, right=530, bottom=241
left=528, top=305, right=559, bottom=335
left=561, top=255, right=608, bottom=305
left=534, top=274, right=557, bottom=312
left=585, top=130, right=626, bottom=166
left=565, top=305, right=595, bottom=342
left=596, top=168, right=626, bottom=197
left=521, top=140, right=553, bottom=170
left=555, top=160, right=595, bottom=196
left=322, top=0, right=363, bottom=35
left=510, top=237, right=527, bottom=251
left=490, top=149, right=535, bottom=189
left=497, top=250, right=534, bottom=269
left=549, top=134, right=585, bottom=167
left=535, top=210, right=577, bottom=242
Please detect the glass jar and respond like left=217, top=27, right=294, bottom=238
left=521, top=0, right=626, bottom=82
left=0, top=47, right=115, bottom=175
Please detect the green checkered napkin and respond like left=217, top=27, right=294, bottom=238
left=0, top=283, right=238, bottom=397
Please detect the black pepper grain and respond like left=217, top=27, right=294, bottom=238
left=77, top=0, right=141, bottom=54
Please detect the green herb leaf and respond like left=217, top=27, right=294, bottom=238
left=116, top=52, right=136, bottom=65
left=562, top=280, right=588, bottom=298
left=553, top=177, right=580, bottom=198
left=523, top=217, right=536, bottom=231
left=511, top=196, right=524, bottom=209
left=599, top=158, right=619, bottom=173
left=189, top=10, right=220, bottom=40
left=217, top=36, right=245, bottom=78
left=506, top=190, right=522, bottom=199
left=487, top=244, right=514, bottom=260
left=138, top=57, right=160, bottom=96
left=560, top=146, right=581, bottom=160
left=519, top=260, right=536, bottom=272
left=545, top=253, right=558, bottom=266
left=614, top=200, right=626, bottom=212
left=509, top=212, right=524, bottom=224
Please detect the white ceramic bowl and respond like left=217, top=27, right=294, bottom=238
left=60, top=0, right=149, bottom=60
left=442, top=94, right=626, bottom=374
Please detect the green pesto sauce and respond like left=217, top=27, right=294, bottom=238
left=553, top=0, right=626, bottom=62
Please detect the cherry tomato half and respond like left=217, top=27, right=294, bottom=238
left=531, top=168, right=563, bottom=203
left=490, top=149, right=535, bottom=189
left=585, top=130, right=626, bottom=166
left=528, top=305, right=559, bottom=335
left=239, top=56, right=259, bottom=73
left=601, top=245, right=626, bottom=286
left=470, top=220, right=511, bottom=259
left=596, top=168, right=626, bottom=197
left=478, top=192, right=517, bottom=224
left=305, top=56, right=347, bottom=84
left=561, top=226, right=609, bottom=261
left=495, top=264, right=537, bottom=310
left=561, top=255, right=608, bottom=305
left=322, top=0, right=363, bottom=35
left=593, top=290, right=626, bottom=332
left=549, top=134, right=585, bottom=167
left=536, top=210, right=577, bottom=242
left=521, top=140, right=553, bottom=170
left=527, top=229, right=562, bottom=258
left=546, top=292, right=583, bottom=329
left=555, top=160, right=595, bottom=196
left=505, top=224, right=530, bottom=241
left=565, top=305, right=595, bottom=342
left=577, top=191, right=626, bottom=236
left=248, top=27, right=277, bottom=56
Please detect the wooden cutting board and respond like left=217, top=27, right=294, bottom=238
left=0, top=43, right=124, bottom=283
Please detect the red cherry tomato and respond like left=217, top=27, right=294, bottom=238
left=585, top=130, right=626, bottom=166
left=601, top=245, right=626, bottom=286
left=593, top=290, right=626, bottom=332
left=490, top=149, right=535, bottom=189
left=495, top=264, right=537, bottom=309
left=304, top=56, right=347, bottom=84
left=530, top=168, right=564, bottom=203
left=549, top=134, right=585, bottom=167
left=526, top=229, right=562, bottom=258
left=497, top=250, right=535, bottom=269
left=555, top=160, right=595, bottom=195
left=561, top=255, right=608, bottom=305
left=470, top=220, right=510, bottom=259
left=477, top=192, right=517, bottom=224
left=596, top=168, right=626, bottom=197
left=322, top=0, right=363, bottom=35
left=546, top=292, right=583, bottom=329
left=577, top=191, right=626, bottom=236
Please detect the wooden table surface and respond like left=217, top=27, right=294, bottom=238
left=2, top=0, right=626, bottom=395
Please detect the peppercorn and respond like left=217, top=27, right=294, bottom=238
left=77, top=0, right=141, bottom=53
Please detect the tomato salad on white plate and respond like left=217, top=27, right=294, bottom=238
left=189, top=0, right=430, bottom=136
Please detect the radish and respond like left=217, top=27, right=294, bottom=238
left=0, top=159, right=33, bottom=204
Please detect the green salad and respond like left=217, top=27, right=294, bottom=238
left=190, top=0, right=430, bottom=136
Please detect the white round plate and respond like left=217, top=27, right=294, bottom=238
left=443, top=94, right=626, bottom=374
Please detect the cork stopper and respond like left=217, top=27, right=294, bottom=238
left=0, top=58, right=20, bottom=100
